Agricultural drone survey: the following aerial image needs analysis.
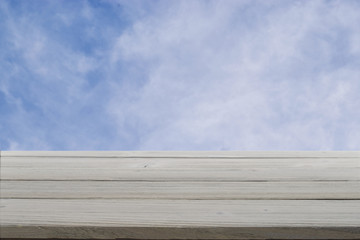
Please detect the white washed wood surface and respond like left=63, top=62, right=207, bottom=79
left=3, top=150, right=360, bottom=158
left=2, top=181, right=360, bottom=199
left=2, top=157, right=359, bottom=181
left=1, top=151, right=360, bottom=239
left=3, top=167, right=359, bottom=181
left=2, top=199, right=360, bottom=227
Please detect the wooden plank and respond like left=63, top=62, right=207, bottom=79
left=1, top=181, right=359, bottom=199
left=2, top=151, right=360, bottom=158
left=2, top=226, right=359, bottom=240
left=3, top=156, right=359, bottom=168
left=1, top=151, right=359, bottom=239
left=1, top=199, right=360, bottom=227
left=2, top=156, right=359, bottom=181
left=2, top=167, right=359, bottom=181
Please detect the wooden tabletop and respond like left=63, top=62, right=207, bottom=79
left=1, top=151, right=359, bottom=239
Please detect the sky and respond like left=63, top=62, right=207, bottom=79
left=0, top=0, right=359, bottom=151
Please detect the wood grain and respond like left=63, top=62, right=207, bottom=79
left=3, top=150, right=360, bottom=158
left=2, top=181, right=359, bottom=199
left=1, top=151, right=359, bottom=239
left=1, top=199, right=360, bottom=227
left=2, top=157, right=359, bottom=181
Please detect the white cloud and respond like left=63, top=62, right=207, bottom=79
left=108, top=0, right=360, bottom=150
left=1, top=0, right=359, bottom=150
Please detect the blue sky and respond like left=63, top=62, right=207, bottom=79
left=0, top=0, right=359, bottom=150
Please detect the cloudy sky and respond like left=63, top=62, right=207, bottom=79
left=0, top=0, right=359, bottom=151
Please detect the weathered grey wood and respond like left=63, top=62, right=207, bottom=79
left=2, top=199, right=360, bottom=227
left=2, top=156, right=359, bottom=181
left=2, top=226, right=360, bottom=240
left=3, top=150, right=360, bottom=158
left=2, top=181, right=359, bottom=199
left=3, top=155, right=358, bottom=181
left=1, top=151, right=359, bottom=239
left=3, top=156, right=359, bottom=167
left=2, top=167, right=359, bottom=181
